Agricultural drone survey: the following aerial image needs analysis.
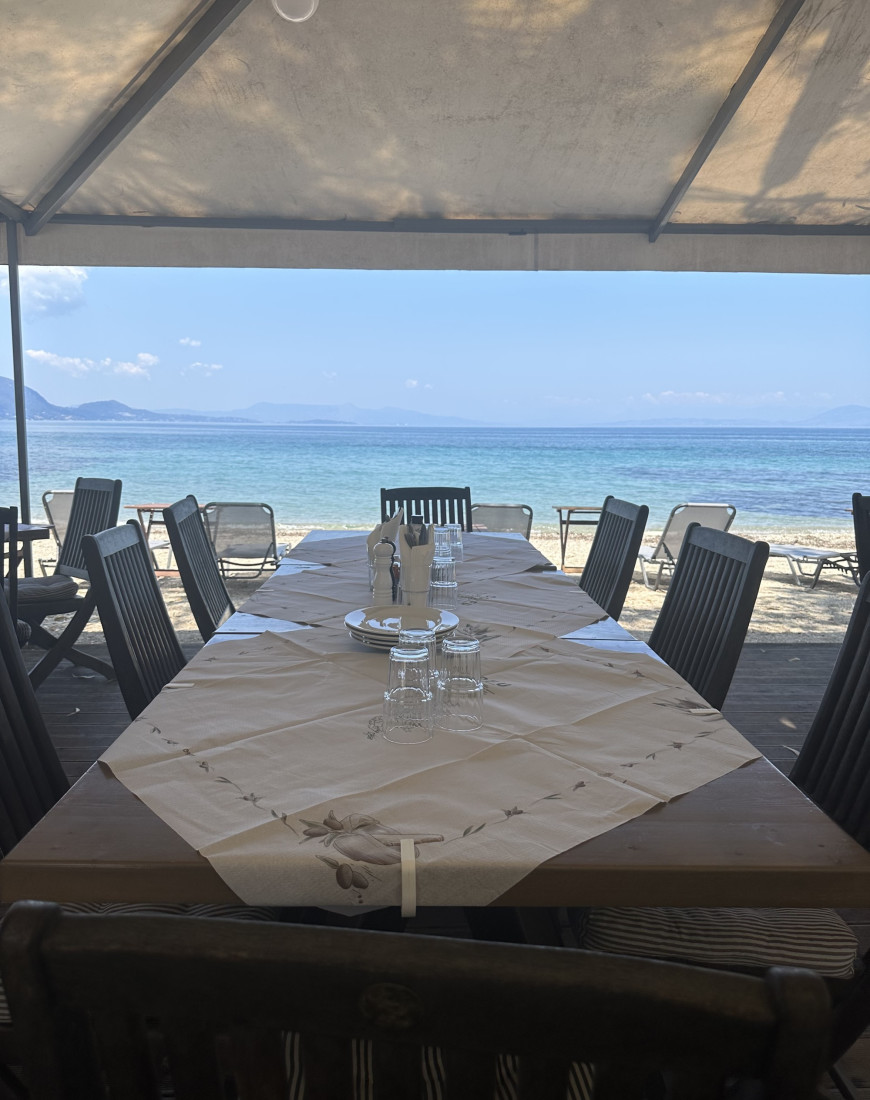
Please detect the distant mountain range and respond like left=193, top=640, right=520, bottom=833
left=0, top=379, right=488, bottom=426
left=3, top=376, right=870, bottom=428
left=163, top=401, right=489, bottom=428
left=0, top=377, right=247, bottom=424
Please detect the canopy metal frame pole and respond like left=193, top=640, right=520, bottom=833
left=647, top=0, right=809, bottom=243
left=5, top=219, right=33, bottom=574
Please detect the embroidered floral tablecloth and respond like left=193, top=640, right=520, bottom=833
left=101, top=533, right=760, bottom=909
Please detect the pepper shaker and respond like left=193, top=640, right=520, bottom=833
left=372, top=539, right=395, bottom=604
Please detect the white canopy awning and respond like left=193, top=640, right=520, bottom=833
left=2, top=0, right=869, bottom=272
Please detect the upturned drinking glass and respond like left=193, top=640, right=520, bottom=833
left=429, top=556, right=458, bottom=611
left=398, top=628, right=438, bottom=682
left=444, top=523, right=464, bottom=562
left=436, top=637, right=483, bottom=732
left=383, top=645, right=434, bottom=744
left=433, top=526, right=452, bottom=558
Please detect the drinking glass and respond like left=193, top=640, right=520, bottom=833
left=444, top=523, right=464, bottom=562
left=429, top=556, right=458, bottom=611
left=433, top=526, right=452, bottom=558
left=436, top=637, right=483, bottom=732
left=398, top=628, right=437, bottom=682
left=383, top=645, right=434, bottom=744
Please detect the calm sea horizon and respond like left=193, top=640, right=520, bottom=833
left=1, top=421, right=866, bottom=534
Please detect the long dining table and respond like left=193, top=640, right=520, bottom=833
left=2, top=530, right=870, bottom=912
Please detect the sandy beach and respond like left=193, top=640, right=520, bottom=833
left=87, top=522, right=859, bottom=651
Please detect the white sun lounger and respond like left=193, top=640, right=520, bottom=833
left=768, top=544, right=859, bottom=589
left=637, top=502, right=736, bottom=590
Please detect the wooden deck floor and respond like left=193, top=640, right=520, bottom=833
left=25, top=639, right=870, bottom=1098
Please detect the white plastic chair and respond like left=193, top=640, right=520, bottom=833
left=470, top=503, right=533, bottom=539
left=38, top=490, right=74, bottom=576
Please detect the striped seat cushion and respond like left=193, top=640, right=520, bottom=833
left=0, top=902, right=280, bottom=1024
left=579, top=906, right=858, bottom=979
left=17, top=576, right=79, bottom=602
left=285, top=1037, right=594, bottom=1100
left=14, top=620, right=30, bottom=647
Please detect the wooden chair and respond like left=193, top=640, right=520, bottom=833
left=577, top=495, right=648, bottom=621
left=648, top=524, right=769, bottom=711
left=470, top=502, right=533, bottom=539
left=0, top=508, right=29, bottom=649
left=0, top=901, right=830, bottom=1100
left=853, top=492, right=870, bottom=583
left=579, top=572, right=870, bottom=1099
left=380, top=486, right=473, bottom=532
left=164, top=495, right=235, bottom=641
left=202, top=501, right=285, bottom=577
left=1, top=507, right=19, bottom=624
left=81, top=521, right=186, bottom=719
left=17, top=478, right=121, bottom=688
left=0, top=592, right=280, bottom=1096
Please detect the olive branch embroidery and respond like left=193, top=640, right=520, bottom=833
left=137, top=720, right=298, bottom=834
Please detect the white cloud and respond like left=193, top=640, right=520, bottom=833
left=183, top=361, right=223, bottom=377
left=114, top=360, right=149, bottom=378
left=637, top=390, right=791, bottom=408
left=322, top=371, right=337, bottom=382
left=5, top=267, right=89, bottom=316
left=25, top=348, right=158, bottom=380
left=179, top=337, right=201, bottom=347
left=405, top=379, right=419, bottom=388
left=25, top=349, right=94, bottom=376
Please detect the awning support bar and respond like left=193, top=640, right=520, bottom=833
left=5, top=221, right=32, bottom=573
left=25, top=0, right=256, bottom=237
left=648, top=0, right=809, bottom=243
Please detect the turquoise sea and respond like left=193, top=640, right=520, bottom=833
left=0, top=422, right=866, bottom=534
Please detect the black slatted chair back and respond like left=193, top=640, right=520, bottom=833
left=1, top=506, right=19, bottom=621
left=853, top=493, right=870, bottom=583
left=648, top=525, right=769, bottom=711
left=0, top=901, right=830, bottom=1100
left=55, top=478, right=122, bottom=580
left=380, top=486, right=473, bottom=531
left=164, top=496, right=234, bottom=641
left=0, top=598, right=69, bottom=857
left=578, top=496, right=648, bottom=621
left=81, top=522, right=186, bottom=719
left=791, top=572, right=870, bottom=850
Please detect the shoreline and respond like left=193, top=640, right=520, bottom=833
left=66, top=523, right=859, bottom=649
left=275, top=524, right=859, bottom=646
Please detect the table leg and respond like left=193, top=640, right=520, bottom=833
left=558, top=511, right=570, bottom=571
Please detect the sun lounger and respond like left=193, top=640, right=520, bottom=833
left=637, top=502, right=736, bottom=590
left=768, top=544, right=859, bottom=589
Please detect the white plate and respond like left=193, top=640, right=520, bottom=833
left=348, top=630, right=396, bottom=651
left=345, top=606, right=459, bottom=638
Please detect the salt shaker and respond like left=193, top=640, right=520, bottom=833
left=372, top=539, right=396, bottom=604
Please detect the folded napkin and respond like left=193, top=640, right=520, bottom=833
left=366, top=508, right=404, bottom=561
left=398, top=523, right=435, bottom=598
left=382, top=508, right=404, bottom=543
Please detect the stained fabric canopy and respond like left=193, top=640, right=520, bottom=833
left=1, top=0, right=869, bottom=272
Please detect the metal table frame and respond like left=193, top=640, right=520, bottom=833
left=552, top=506, right=602, bottom=571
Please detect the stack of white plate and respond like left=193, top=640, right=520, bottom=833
left=344, top=606, right=459, bottom=651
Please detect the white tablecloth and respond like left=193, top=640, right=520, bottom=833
left=102, top=533, right=759, bottom=909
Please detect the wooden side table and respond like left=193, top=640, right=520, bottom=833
left=552, top=506, right=602, bottom=571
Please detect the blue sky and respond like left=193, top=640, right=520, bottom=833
left=1, top=266, right=867, bottom=426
